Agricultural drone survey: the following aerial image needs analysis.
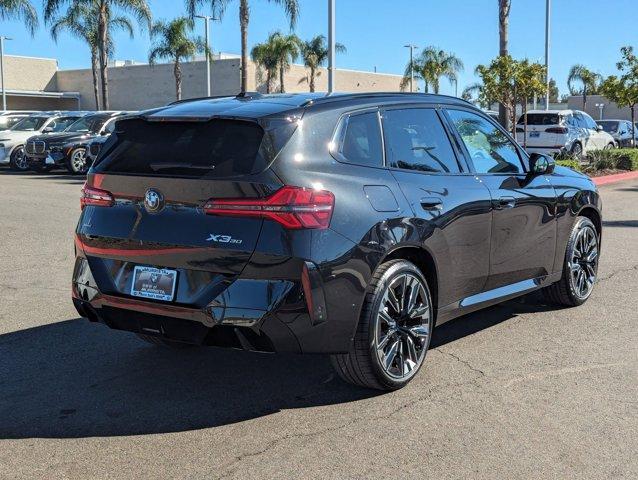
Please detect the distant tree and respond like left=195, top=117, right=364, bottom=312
left=476, top=55, right=518, bottom=135
left=567, top=64, right=603, bottom=111
left=401, top=46, right=464, bottom=94
left=548, top=78, right=559, bottom=103
left=515, top=59, right=547, bottom=147
left=187, top=0, right=299, bottom=93
left=270, top=32, right=300, bottom=93
left=49, top=1, right=134, bottom=110
left=251, top=36, right=278, bottom=93
left=0, top=0, right=38, bottom=36
left=298, top=35, right=345, bottom=92
left=461, top=82, right=493, bottom=110
left=498, top=0, right=512, bottom=127
left=45, top=0, right=152, bottom=110
left=601, top=46, right=638, bottom=147
left=149, top=17, right=209, bottom=100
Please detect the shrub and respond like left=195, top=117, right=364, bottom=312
left=583, top=148, right=638, bottom=171
left=555, top=158, right=582, bottom=172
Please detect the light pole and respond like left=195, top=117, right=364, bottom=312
left=595, top=103, right=605, bottom=120
left=544, top=0, right=551, bottom=110
left=0, top=36, right=11, bottom=111
left=328, top=0, right=336, bottom=93
left=404, top=44, right=418, bottom=93
left=195, top=15, right=215, bottom=97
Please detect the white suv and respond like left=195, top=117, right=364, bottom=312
left=0, top=112, right=86, bottom=170
left=516, top=109, right=615, bottom=157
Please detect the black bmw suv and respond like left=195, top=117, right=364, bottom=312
left=72, top=93, right=602, bottom=390
left=26, top=111, right=128, bottom=174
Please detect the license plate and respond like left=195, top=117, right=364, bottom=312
left=131, top=266, right=177, bottom=302
left=530, top=131, right=540, bottom=138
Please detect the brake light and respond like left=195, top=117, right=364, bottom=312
left=203, top=185, right=335, bottom=229
left=80, top=183, right=114, bottom=209
left=546, top=126, right=568, bottom=134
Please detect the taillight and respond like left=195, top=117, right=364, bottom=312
left=546, top=126, right=568, bottom=134
left=80, top=183, right=114, bottom=209
left=203, top=185, right=335, bottom=229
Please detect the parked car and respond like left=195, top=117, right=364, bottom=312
left=0, top=112, right=87, bottom=171
left=86, top=134, right=110, bottom=164
left=516, top=109, right=615, bottom=157
left=596, top=119, right=636, bottom=148
left=25, top=111, right=129, bottom=174
left=0, top=111, right=38, bottom=131
left=72, top=93, right=602, bottom=390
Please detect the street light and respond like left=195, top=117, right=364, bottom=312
left=195, top=15, right=216, bottom=97
left=404, top=44, right=418, bottom=93
left=328, top=0, right=336, bottom=93
left=544, top=0, right=551, bottom=110
left=595, top=103, right=605, bottom=120
left=0, top=36, right=12, bottom=111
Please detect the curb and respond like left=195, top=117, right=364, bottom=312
left=593, top=170, right=638, bottom=186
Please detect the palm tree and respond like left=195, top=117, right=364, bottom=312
left=402, top=46, right=463, bottom=94
left=186, top=0, right=299, bottom=93
left=0, top=0, right=38, bottom=36
left=298, top=34, right=345, bottom=92
left=270, top=32, right=300, bottom=93
left=49, top=1, right=134, bottom=110
left=498, top=0, right=511, bottom=127
left=149, top=17, right=208, bottom=101
left=250, top=39, right=278, bottom=93
left=45, top=0, right=152, bottom=110
left=567, top=64, right=603, bottom=111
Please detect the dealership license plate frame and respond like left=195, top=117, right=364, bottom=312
left=131, top=265, right=177, bottom=302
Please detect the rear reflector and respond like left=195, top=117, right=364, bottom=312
left=80, top=184, right=114, bottom=209
left=203, top=185, right=335, bottom=229
left=545, top=126, right=568, bottom=134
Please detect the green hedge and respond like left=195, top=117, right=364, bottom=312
left=555, top=159, right=583, bottom=172
left=585, top=148, right=638, bottom=171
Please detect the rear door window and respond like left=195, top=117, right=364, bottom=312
left=382, top=108, right=460, bottom=173
left=337, top=111, right=383, bottom=167
left=95, top=118, right=293, bottom=178
left=518, top=113, right=559, bottom=125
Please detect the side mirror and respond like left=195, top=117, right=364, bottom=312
left=529, top=153, right=555, bottom=175
left=42, top=127, right=54, bottom=134
left=596, top=125, right=604, bottom=132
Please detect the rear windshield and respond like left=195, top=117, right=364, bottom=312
left=517, top=113, right=560, bottom=125
left=95, top=118, right=295, bottom=178
left=597, top=121, right=618, bottom=133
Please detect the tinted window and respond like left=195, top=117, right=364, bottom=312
left=447, top=109, right=524, bottom=174
left=11, top=117, right=47, bottom=131
left=581, top=113, right=597, bottom=129
left=573, top=113, right=590, bottom=129
left=96, top=118, right=292, bottom=178
left=52, top=117, right=81, bottom=132
left=66, top=115, right=108, bottom=133
left=518, top=113, right=559, bottom=125
left=597, top=121, right=618, bottom=133
left=383, top=108, right=459, bottom=173
left=339, top=111, right=383, bottom=167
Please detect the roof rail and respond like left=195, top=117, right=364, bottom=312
left=303, top=92, right=474, bottom=107
left=167, top=95, right=235, bottom=106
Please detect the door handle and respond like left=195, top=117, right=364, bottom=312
left=420, top=197, right=443, bottom=211
left=495, top=196, right=516, bottom=209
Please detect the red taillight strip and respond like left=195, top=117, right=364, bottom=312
left=203, top=185, right=335, bottom=230
left=80, top=183, right=114, bottom=209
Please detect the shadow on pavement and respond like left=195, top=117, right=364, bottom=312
left=0, top=168, right=85, bottom=184
left=602, top=219, right=638, bottom=228
left=0, top=293, right=555, bottom=439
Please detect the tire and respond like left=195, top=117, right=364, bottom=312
left=543, top=217, right=599, bottom=307
left=604, top=143, right=615, bottom=150
left=331, top=259, right=434, bottom=391
left=9, top=146, right=28, bottom=171
left=66, top=147, right=89, bottom=175
left=136, top=333, right=195, bottom=349
left=570, top=142, right=583, bottom=159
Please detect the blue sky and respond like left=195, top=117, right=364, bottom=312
left=2, top=0, right=636, bottom=96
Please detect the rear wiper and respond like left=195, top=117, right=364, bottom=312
left=149, top=162, right=212, bottom=171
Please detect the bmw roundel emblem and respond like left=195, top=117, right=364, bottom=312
left=144, top=189, right=164, bottom=213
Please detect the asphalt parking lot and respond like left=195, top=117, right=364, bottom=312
left=0, top=170, right=636, bottom=479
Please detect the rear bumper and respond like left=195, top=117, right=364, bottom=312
left=71, top=253, right=344, bottom=354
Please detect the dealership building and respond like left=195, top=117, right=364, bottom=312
left=2, top=54, right=403, bottom=111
